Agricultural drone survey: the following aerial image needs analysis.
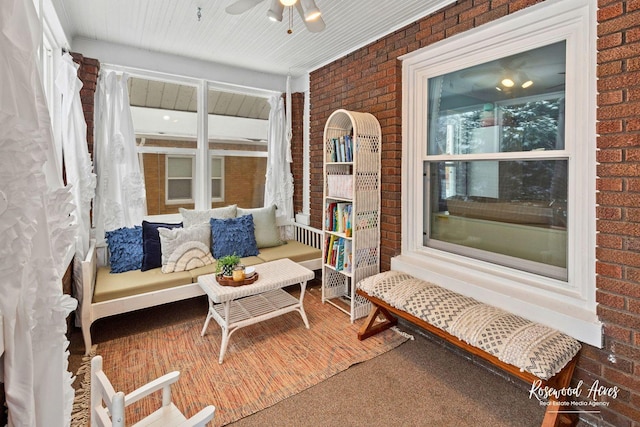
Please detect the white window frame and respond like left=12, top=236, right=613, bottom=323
left=165, top=155, right=195, bottom=204
left=396, top=0, right=601, bottom=346
left=105, top=66, right=276, bottom=211
left=34, top=0, right=69, bottom=183
left=211, top=156, right=225, bottom=202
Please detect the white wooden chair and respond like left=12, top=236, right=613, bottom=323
left=91, top=355, right=215, bottom=426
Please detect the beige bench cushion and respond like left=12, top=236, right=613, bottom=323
left=94, top=266, right=193, bottom=303
left=357, top=270, right=581, bottom=380
left=188, top=255, right=264, bottom=281
left=257, top=240, right=322, bottom=264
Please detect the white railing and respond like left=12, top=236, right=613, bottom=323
left=291, top=222, right=323, bottom=250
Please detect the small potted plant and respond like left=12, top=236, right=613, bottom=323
left=216, top=254, right=241, bottom=277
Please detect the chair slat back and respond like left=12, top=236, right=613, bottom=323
left=91, top=355, right=125, bottom=427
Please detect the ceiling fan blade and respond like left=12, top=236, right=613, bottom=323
left=459, top=67, right=502, bottom=79
left=225, top=0, right=265, bottom=15
left=295, top=2, right=325, bottom=32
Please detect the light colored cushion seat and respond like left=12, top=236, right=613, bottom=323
left=257, top=240, right=322, bottom=264
left=94, top=266, right=193, bottom=303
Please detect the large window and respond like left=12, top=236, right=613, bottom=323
left=400, top=0, right=600, bottom=346
left=425, top=42, right=568, bottom=280
left=125, top=73, right=273, bottom=215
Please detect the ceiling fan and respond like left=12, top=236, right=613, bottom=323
left=225, top=0, right=326, bottom=33
left=460, top=57, right=534, bottom=91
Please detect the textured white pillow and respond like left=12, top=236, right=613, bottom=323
left=161, top=241, right=214, bottom=273
left=179, top=205, right=237, bottom=228
left=237, top=204, right=283, bottom=249
left=158, top=223, right=212, bottom=272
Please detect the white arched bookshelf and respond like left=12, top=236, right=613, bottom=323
left=321, top=109, right=381, bottom=322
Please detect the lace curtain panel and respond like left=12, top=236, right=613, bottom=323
left=0, top=0, right=78, bottom=424
left=264, top=93, right=294, bottom=240
left=93, top=70, right=147, bottom=245
left=57, top=53, right=96, bottom=259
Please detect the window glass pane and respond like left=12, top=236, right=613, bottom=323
left=428, top=42, right=566, bottom=156
left=211, top=179, right=221, bottom=198
left=167, top=179, right=192, bottom=200
left=130, top=76, right=198, bottom=214
left=426, top=160, right=567, bottom=278
left=211, top=158, right=222, bottom=177
left=168, top=157, right=192, bottom=177
left=207, top=86, right=269, bottom=209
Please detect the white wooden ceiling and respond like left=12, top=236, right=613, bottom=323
left=128, top=77, right=271, bottom=119
left=51, top=0, right=455, bottom=78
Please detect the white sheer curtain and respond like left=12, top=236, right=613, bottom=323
left=264, top=87, right=294, bottom=239
left=57, top=53, right=96, bottom=258
left=0, top=0, right=78, bottom=425
left=93, top=70, right=146, bottom=244
left=56, top=53, right=97, bottom=329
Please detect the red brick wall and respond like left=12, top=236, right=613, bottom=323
left=309, top=1, right=541, bottom=272
left=309, top=1, right=640, bottom=426
left=291, top=92, right=305, bottom=216
left=594, top=1, right=640, bottom=425
left=71, top=53, right=99, bottom=158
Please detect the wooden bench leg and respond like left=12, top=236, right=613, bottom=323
left=541, top=355, right=579, bottom=427
left=542, top=403, right=578, bottom=427
left=357, top=304, right=398, bottom=341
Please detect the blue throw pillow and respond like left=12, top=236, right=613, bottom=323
left=106, top=226, right=143, bottom=273
left=141, top=220, right=183, bottom=271
left=210, top=214, right=259, bottom=258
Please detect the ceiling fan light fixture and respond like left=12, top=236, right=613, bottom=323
left=300, top=0, right=321, bottom=21
left=267, top=0, right=284, bottom=21
left=519, top=71, right=533, bottom=88
left=501, top=78, right=515, bottom=88
left=280, top=0, right=296, bottom=6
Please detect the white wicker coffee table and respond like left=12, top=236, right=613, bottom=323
left=198, top=258, right=315, bottom=363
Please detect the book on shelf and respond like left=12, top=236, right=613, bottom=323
left=342, top=239, right=352, bottom=273
left=345, top=134, right=353, bottom=162
left=335, top=238, right=345, bottom=271
left=324, top=234, right=336, bottom=264
left=325, top=201, right=352, bottom=235
left=324, top=236, right=352, bottom=272
left=325, top=202, right=336, bottom=231
left=335, top=202, right=348, bottom=233
left=330, top=135, right=354, bottom=162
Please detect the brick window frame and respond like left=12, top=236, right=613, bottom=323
left=396, top=0, right=601, bottom=346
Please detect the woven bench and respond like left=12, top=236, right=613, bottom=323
left=356, top=271, right=582, bottom=427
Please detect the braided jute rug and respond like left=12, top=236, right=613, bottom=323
left=73, top=286, right=407, bottom=426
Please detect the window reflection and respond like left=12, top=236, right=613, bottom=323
left=425, top=41, right=568, bottom=279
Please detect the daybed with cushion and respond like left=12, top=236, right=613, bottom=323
left=356, top=271, right=581, bottom=427
left=78, top=204, right=322, bottom=355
